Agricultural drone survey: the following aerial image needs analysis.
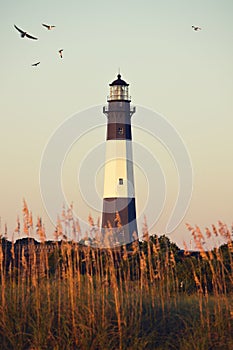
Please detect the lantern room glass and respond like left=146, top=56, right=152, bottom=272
left=109, top=85, right=129, bottom=101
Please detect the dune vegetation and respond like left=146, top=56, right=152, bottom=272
left=0, top=201, right=233, bottom=349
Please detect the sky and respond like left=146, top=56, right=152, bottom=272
left=0, top=0, right=233, bottom=249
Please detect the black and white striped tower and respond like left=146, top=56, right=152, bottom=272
left=102, top=74, right=138, bottom=244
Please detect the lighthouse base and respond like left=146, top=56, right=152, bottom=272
left=102, top=197, right=138, bottom=246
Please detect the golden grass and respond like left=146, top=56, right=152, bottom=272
left=0, top=202, right=232, bottom=349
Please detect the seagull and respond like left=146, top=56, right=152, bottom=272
left=192, top=25, right=202, bottom=31
left=58, top=49, right=63, bottom=58
left=14, top=24, right=38, bottom=40
left=42, top=24, right=56, bottom=30
left=32, top=62, right=40, bottom=66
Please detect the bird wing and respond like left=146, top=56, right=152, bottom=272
left=42, top=24, right=49, bottom=28
left=14, top=24, right=25, bottom=34
left=26, top=33, right=38, bottom=40
left=32, top=62, right=40, bottom=66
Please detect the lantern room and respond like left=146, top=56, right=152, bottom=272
left=108, top=74, right=131, bottom=102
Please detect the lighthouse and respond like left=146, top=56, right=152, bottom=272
left=101, top=74, right=138, bottom=245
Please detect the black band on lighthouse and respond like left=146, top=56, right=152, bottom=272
left=107, top=122, right=132, bottom=140
left=102, top=197, right=137, bottom=243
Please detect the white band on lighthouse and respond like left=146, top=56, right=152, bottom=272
left=103, top=140, right=135, bottom=199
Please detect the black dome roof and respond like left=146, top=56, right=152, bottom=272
left=109, top=74, right=129, bottom=86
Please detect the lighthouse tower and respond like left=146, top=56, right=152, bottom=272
left=102, top=74, right=138, bottom=244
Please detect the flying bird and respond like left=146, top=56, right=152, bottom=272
left=32, top=62, right=40, bottom=66
left=42, top=24, right=56, bottom=30
left=192, top=25, right=202, bottom=31
left=59, top=49, right=63, bottom=58
left=14, top=24, right=38, bottom=40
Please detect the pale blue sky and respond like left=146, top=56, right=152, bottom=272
left=0, top=0, right=233, bottom=248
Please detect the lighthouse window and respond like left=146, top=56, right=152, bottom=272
left=119, top=178, right=123, bottom=185
left=118, top=127, right=124, bottom=135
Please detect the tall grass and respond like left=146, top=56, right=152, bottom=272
left=0, top=203, right=233, bottom=349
